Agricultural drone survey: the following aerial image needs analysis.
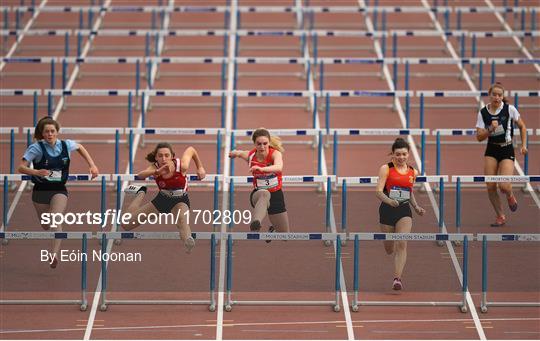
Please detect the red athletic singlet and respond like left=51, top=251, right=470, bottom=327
left=154, top=158, right=188, bottom=191
left=384, top=162, right=415, bottom=201
left=248, top=147, right=283, bottom=192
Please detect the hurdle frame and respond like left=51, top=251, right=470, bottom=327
left=350, top=232, right=472, bottom=313
left=478, top=233, right=540, bottom=313
left=224, top=232, right=344, bottom=312
left=96, top=231, right=217, bottom=312
left=0, top=231, right=90, bottom=311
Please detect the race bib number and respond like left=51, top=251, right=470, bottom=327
left=45, top=170, right=62, bottom=182
left=256, top=175, right=278, bottom=189
left=490, top=124, right=504, bottom=136
left=389, top=186, right=410, bottom=202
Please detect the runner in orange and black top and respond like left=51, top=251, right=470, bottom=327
left=121, top=143, right=206, bottom=254
left=229, top=128, right=290, bottom=235
left=376, top=138, right=425, bottom=291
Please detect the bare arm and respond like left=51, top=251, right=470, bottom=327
left=476, top=127, right=491, bottom=142
left=180, top=146, right=206, bottom=179
left=259, top=150, right=283, bottom=173
left=76, top=144, right=99, bottom=179
left=409, top=169, right=425, bottom=215
left=17, top=159, right=49, bottom=177
left=136, top=164, right=158, bottom=179
left=229, top=149, right=250, bottom=161
left=375, top=164, right=399, bottom=207
left=515, top=117, right=528, bottom=155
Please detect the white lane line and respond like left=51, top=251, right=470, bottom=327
left=0, top=0, right=47, bottom=72
left=484, top=0, right=540, bottom=74
left=82, top=1, right=174, bottom=340
left=0, top=1, right=48, bottom=233
left=358, top=0, right=486, bottom=340
left=216, top=1, right=237, bottom=340
left=297, top=1, right=354, bottom=339
left=3, top=316, right=539, bottom=335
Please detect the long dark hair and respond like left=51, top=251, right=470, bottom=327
left=34, top=117, right=60, bottom=140
left=146, top=142, right=175, bottom=162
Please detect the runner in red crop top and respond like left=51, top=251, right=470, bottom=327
left=375, top=138, right=425, bottom=291
left=154, top=157, right=188, bottom=191
left=248, top=146, right=283, bottom=192
left=229, top=128, right=290, bottom=235
left=121, top=143, right=206, bottom=254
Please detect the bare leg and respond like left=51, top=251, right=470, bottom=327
left=121, top=192, right=158, bottom=230
left=33, top=202, right=52, bottom=231
left=268, top=212, right=290, bottom=232
left=484, top=156, right=504, bottom=218
left=250, top=190, right=270, bottom=230
left=46, top=194, right=68, bottom=268
left=393, top=217, right=412, bottom=279
left=497, top=159, right=516, bottom=201
left=379, top=224, right=395, bottom=255
left=171, top=202, right=194, bottom=253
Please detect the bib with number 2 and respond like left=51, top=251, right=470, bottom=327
left=46, top=170, right=62, bottom=182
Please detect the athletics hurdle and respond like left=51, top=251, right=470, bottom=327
left=1, top=174, right=109, bottom=240
left=433, top=129, right=534, bottom=179
left=350, top=232, right=473, bottom=313
left=0, top=231, right=90, bottom=310
left=329, top=128, right=429, bottom=176
left=226, top=175, right=336, bottom=235
left=224, top=232, right=344, bottom=312
left=478, top=233, right=540, bottom=313
left=452, top=175, right=540, bottom=233
left=96, top=231, right=216, bottom=312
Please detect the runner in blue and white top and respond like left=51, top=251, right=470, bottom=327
left=475, top=82, right=528, bottom=227
left=18, top=117, right=99, bottom=268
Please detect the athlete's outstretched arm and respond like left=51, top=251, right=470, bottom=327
left=181, top=146, right=206, bottom=179
left=76, top=144, right=99, bottom=179
left=229, top=149, right=250, bottom=161
left=251, top=150, right=283, bottom=173
left=137, top=164, right=158, bottom=179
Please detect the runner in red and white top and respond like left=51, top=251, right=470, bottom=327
left=229, top=128, right=290, bottom=234
left=122, top=143, right=206, bottom=254
left=375, top=138, right=425, bottom=291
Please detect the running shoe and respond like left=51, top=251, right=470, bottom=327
left=392, top=277, right=403, bottom=291
left=490, top=215, right=506, bottom=227
left=507, top=195, right=518, bottom=212
left=265, top=225, right=275, bottom=244
left=184, top=236, right=195, bottom=254
left=124, top=185, right=147, bottom=195
left=249, top=219, right=261, bottom=232
left=49, top=254, right=58, bottom=269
